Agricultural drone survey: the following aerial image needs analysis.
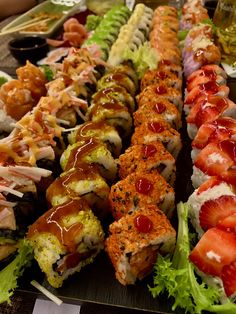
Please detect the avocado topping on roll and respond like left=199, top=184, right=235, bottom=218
left=27, top=199, right=105, bottom=288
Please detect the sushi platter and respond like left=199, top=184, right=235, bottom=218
left=0, top=0, right=236, bottom=313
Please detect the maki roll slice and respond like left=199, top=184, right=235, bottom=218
left=92, top=85, right=135, bottom=114
left=133, top=98, right=181, bottom=130
left=87, top=102, right=133, bottom=138
left=109, top=171, right=175, bottom=220
left=118, top=142, right=176, bottom=186
left=46, top=163, right=110, bottom=220
left=68, top=121, right=122, bottom=158
left=131, top=120, right=182, bottom=159
left=105, top=204, right=176, bottom=285
left=60, top=138, right=117, bottom=182
left=187, top=177, right=236, bottom=237
left=137, top=84, right=183, bottom=113
left=106, top=63, right=139, bottom=90
left=27, top=199, right=104, bottom=288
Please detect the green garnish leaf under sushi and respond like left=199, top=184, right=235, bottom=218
left=122, top=42, right=159, bottom=79
left=149, top=202, right=236, bottom=314
left=0, top=77, right=7, bottom=86
left=0, top=239, right=33, bottom=304
left=40, top=65, right=54, bottom=82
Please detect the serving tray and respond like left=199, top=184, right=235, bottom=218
left=1, top=0, right=84, bottom=38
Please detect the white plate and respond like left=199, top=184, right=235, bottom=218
left=1, top=0, right=85, bottom=38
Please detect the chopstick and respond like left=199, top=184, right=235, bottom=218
left=0, top=17, right=52, bottom=35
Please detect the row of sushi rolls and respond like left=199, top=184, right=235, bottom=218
left=0, top=0, right=235, bottom=309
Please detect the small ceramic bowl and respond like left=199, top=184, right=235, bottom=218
left=8, top=36, right=49, bottom=64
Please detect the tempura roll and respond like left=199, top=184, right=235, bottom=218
left=27, top=199, right=105, bottom=288
left=105, top=204, right=176, bottom=285
left=46, top=163, right=110, bottom=219
left=87, top=102, right=133, bottom=137
left=118, top=142, right=176, bottom=185
left=137, top=84, right=183, bottom=112
left=109, top=171, right=175, bottom=220
left=68, top=121, right=122, bottom=158
left=106, top=63, right=139, bottom=89
left=133, top=98, right=181, bottom=130
left=131, top=120, right=182, bottom=159
left=60, top=138, right=117, bottom=182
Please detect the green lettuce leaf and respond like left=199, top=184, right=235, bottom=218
left=149, top=202, right=236, bottom=314
left=0, top=239, right=33, bottom=304
left=122, top=42, right=159, bottom=79
left=40, top=65, right=54, bottom=82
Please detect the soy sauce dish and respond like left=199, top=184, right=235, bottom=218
left=8, top=36, right=49, bottom=64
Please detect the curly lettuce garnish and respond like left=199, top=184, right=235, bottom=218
left=149, top=202, right=236, bottom=314
left=0, top=239, right=33, bottom=304
left=122, top=42, right=159, bottom=79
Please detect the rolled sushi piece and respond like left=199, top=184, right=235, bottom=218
left=131, top=120, right=182, bottom=159
left=133, top=98, right=181, bottom=130
left=109, top=170, right=175, bottom=220
left=187, top=95, right=236, bottom=140
left=192, top=139, right=236, bottom=188
left=92, top=85, right=135, bottom=114
left=191, top=117, right=236, bottom=161
left=97, top=72, right=137, bottom=96
left=188, top=177, right=236, bottom=237
left=137, top=84, right=183, bottom=113
left=46, top=163, right=110, bottom=219
left=27, top=199, right=105, bottom=288
left=140, top=69, right=182, bottom=91
left=60, top=138, right=117, bottom=182
left=68, top=121, right=122, bottom=158
left=157, top=60, right=182, bottom=79
left=105, top=204, right=176, bottom=285
left=87, top=102, right=133, bottom=138
left=118, top=142, right=176, bottom=185
left=184, top=83, right=230, bottom=115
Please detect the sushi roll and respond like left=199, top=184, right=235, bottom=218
left=192, top=139, right=236, bottom=188
left=109, top=171, right=175, bottom=220
left=46, top=163, right=110, bottom=219
left=186, top=71, right=227, bottom=92
left=140, top=69, right=182, bottom=91
left=68, top=121, right=122, bottom=158
left=188, top=177, right=236, bottom=237
left=137, top=84, right=183, bottom=113
left=118, top=142, right=176, bottom=185
left=191, top=117, right=236, bottom=161
left=187, top=95, right=236, bottom=139
left=60, top=138, right=117, bottom=182
left=131, top=120, right=182, bottom=159
left=184, top=82, right=230, bottom=115
left=92, top=85, right=135, bottom=114
left=133, top=98, right=181, bottom=130
left=105, top=204, right=176, bottom=285
left=87, top=102, right=133, bottom=138
left=187, top=64, right=227, bottom=86
left=157, top=60, right=182, bottom=79
left=27, top=199, right=105, bottom=288
left=97, top=72, right=137, bottom=96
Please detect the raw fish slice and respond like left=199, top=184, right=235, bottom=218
left=187, top=64, right=227, bottom=83
left=187, top=74, right=226, bottom=92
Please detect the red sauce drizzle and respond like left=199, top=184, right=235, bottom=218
left=135, top=178, right=153, bottom=194
left=142, top=144, right=157, bottom=157
left=154, top=102, right=166, bottom=114
left=199, top=81, right=219, bottom=93
left=157, top=71, right=167, bottom=79
left=134, top=214, right=153, bottom=233
left=148, top=122, right=165, bottom=133
left=202, top=69, right=216, bottom=79
left=27, top=199, right=88, bottom=252
left=156, top=85, right=167, bottom=94
left=219, top=140, right=236, bottom=163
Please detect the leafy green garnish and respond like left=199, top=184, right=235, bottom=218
left=122, top=42, right=159, bottom=79
left=0, top=239, right=33, bottom=304
left=0, top=77, right=8, bottom=86
left=178, top=30, right=189, bottom=41
left=201, top=18, right=218, bottom=34
left=149, top=202, right=236, bottom=314
left=85, top=15, right=102, bottom=31
left=40, top=65, right=54, bottom=82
